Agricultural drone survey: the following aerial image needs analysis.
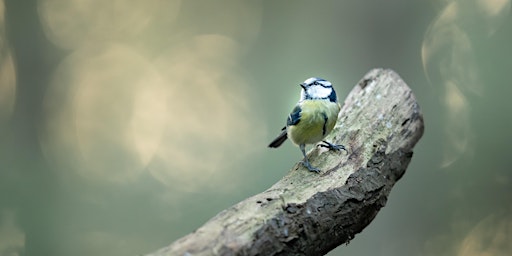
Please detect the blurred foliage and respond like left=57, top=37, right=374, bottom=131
left=0, top=0, right=511, bottom=255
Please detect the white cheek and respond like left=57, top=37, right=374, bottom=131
left=310, top=86, right=331, bottom=98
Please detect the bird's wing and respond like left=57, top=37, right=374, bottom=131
left=287, top=105, right=302, bottom=126
left=268, top=104, right=301, bottom=148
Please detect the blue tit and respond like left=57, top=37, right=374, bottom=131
left=269, top=77, right=346, bottom=173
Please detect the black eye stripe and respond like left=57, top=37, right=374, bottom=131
left=310, top=81, right=331, bottom=87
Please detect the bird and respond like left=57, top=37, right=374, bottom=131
left=268, top=77, right=346, bottom=173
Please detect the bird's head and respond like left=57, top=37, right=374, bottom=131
left=299, top=77, right=337, bottom=102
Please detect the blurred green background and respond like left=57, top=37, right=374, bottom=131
left=1, top=0, right=512, bottom=255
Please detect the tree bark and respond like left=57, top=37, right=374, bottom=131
left=146, top=69, right=425, bottom=256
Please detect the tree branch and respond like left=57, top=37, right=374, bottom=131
left=146, top=69, right=425, bottom=256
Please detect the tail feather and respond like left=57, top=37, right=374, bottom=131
left=268, top=129, right=288, bottom=148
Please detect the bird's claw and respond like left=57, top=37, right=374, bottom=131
left=319, top=141, right=347, bottom=153
left=301, top=160, right=321, bottom=173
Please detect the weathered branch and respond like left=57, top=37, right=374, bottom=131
left=146, top=69, right=424, bottom=256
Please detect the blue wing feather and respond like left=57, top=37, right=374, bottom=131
left=287, top=105, right=301, bottom=126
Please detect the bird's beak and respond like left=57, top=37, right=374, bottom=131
left=299, top=83, right=307, bottom=89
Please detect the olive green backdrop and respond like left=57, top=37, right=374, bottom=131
left=1, top=0, right=511, bottom=255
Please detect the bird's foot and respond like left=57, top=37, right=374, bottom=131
left=301, top=159, right=321, bottom=173
left=319, top=141, right=348, bottom=153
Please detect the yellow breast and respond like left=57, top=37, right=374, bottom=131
left=287, top=100, right=340, bottom=146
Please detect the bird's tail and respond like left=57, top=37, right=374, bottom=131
left=268, top=130, right=288, bottom=148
